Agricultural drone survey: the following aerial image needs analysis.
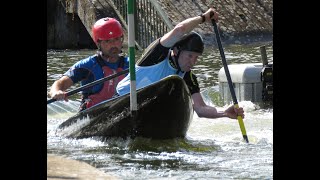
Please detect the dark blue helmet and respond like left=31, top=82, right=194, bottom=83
left=173, top=31, right=204, bottom=54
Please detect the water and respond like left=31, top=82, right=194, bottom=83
left=47, top=43, right=273, bottom=179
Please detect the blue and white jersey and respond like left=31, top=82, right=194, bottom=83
left=116, top=55, right=185, bottom=96
left=116, top=38, right=200, bottom=96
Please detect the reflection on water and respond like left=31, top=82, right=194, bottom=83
left=47, top=43, right=273, bottom=179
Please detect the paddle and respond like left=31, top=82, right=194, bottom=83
left=210, top=12, right=249, bottom=143
left=47, top=69, right=129, bottom=104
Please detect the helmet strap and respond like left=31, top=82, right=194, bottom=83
left=172, top=48, right=182, bottom=74
left=97, top=41, right=102, bottom=51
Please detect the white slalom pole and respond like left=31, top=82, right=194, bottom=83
left=128, top=0, right=137, bottom=115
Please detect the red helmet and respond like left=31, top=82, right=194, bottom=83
left=92, top=17, right=123, bottom=43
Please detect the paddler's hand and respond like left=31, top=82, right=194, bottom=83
left=224, top=105, right=244, bottom=119
left=49, top=90, right=68, bottom=102
left=202, top=7, right=219, bottom=23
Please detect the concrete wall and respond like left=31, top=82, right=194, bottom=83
left=47, top=0, right=96, bottom=49
left=47, top=0, right=273, bottom=49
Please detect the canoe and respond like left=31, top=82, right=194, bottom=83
left=58, top=75, right=194, bottom=140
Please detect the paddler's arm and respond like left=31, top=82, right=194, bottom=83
left=192, top=93, right=244, bottom=119
left=160, top=8, right=219, bottom=48
left=49, top=76, right=74, bottom=102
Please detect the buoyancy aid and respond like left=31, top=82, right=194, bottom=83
left=116, top=50, right=185, bottom=96
left=82, top=56, right=126, bottom=109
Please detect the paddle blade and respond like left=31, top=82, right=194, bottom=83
left=234, top=104, right=249, bottom=143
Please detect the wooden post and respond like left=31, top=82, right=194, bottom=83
left=260, top=45, right=268, bottom=66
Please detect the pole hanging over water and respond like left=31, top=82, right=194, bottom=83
left=128, top=0, right=137, bottom=114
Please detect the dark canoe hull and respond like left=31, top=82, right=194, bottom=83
left=58, top=75, right=194, bottom=139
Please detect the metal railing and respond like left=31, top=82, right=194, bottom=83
left=111, top=0, right=174, bottom=50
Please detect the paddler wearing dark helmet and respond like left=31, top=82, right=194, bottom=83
left=116, top=7, right=245, bottom=120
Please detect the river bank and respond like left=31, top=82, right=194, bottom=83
left=47, top=154, right=118, bottom=180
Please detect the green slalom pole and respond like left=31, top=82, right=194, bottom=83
left=128, top=0, right=137, bottom=115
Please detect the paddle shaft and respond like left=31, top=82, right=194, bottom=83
left=211, top=18, right=249, bottom=143
left=47, top=69, right=129, bottom=104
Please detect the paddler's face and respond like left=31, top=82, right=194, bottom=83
left=100, top=36, right=124, bottom=59
left=178, top=50, right=201, bottom=72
